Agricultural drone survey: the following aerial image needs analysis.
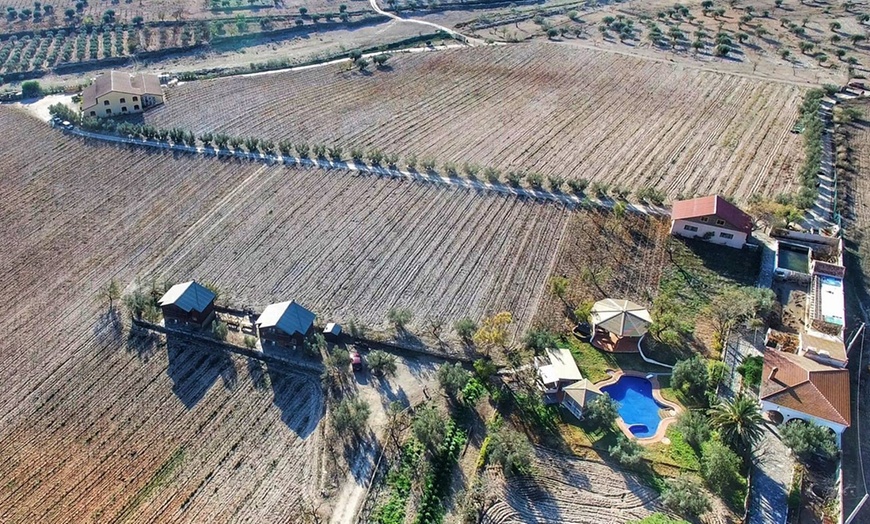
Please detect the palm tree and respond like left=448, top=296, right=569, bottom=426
left=709, top=394, right=765, bottom=456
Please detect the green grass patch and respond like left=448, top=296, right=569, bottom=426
left=116, top=446, right=185, bottom=522
left=560, top=337, right=615, bottom=383
left=559, top=337, right=665, bottom=384
left=737, top=355, right=763, bottom=390
left=666, top=428, right=700, bottom=471
left=644, top=428, right=700, bottom=471
left=656, top=375, right=695, bottom=409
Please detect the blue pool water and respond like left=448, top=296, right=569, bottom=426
left=600, top=376, right=666, bottom=438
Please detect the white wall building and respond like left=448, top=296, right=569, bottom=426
left=670, top=195, right=753, bottom=249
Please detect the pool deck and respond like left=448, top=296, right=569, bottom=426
left=594, top=370, right=682, bottom=445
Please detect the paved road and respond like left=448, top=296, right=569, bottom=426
left=719, top=330, right=764, bottom=400
left=748, top=427, right=794, bottom=524
left=723, top=330, right=793, bottom=524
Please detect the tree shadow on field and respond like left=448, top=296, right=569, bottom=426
left=247, top=357, right=270, bottom=391
left=404, top=356, right=439, bottom=383
left=94, top=307, right=123, bottom=346
left=341, top=427, right=377, bottom=483
left=165, top=334, right=236, bottom=409
left=374, top=376, right=409, bottom=412
left=265, top=361, right=323, bottom=438
left=125, top=327, right=163, bottom=362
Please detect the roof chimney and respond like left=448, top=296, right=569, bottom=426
left=768, top=366, right=778, bottom=381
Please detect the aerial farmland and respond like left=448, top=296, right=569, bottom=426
left=143, top=43, right=806, bottom=201
left=2, top=0, right=869, bottom=520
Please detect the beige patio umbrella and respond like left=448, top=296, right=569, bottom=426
left=590, top=299, right=652, bottom=338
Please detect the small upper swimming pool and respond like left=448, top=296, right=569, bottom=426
left=600, top=375, right=667, bottom=439
left=777, top=243, right=810, bottom=274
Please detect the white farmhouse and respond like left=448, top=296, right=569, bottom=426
left=81, top=70, right=164, bottom=117
left=670, top=195, right=753, bottom=249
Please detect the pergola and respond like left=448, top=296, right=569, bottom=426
left=590, top=299, right=652, bottom=338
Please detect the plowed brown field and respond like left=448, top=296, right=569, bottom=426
left=482, top=447, right=734, bottom=524
left=0, top=106, right=568, bottom=521
left=0, top=108, right=328, bottom=523
left=151, top=169, right=568, bottom=337
left=145, top=43, right=805, bottom=202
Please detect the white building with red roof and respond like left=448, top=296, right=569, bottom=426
left=760, top=350, right=850, bottom=445
left=670, top=195, right=753, bottom=249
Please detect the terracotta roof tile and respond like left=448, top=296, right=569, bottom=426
left=81, top=71, right=162, bottom=111
left=761, top=350, right=850, bottom=427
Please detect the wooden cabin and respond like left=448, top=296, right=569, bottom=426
left=158, top=281, right=216, bottom=329
left=256, top=300, right=316, bottom=348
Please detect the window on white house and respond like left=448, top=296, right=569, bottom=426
left=132, top=96, right=138, bottom=101
left=120, top=97, right=126, bottom=103
left=121, top=107, right=128, bottom=112
left=720, top=233, right=734, bottom=239
left=684, top=225, right=699, bottom=232
left=716, top=219, right=726, bottom=226
left=103, top=100, right=109, bottom=106
left=90, top=111, right=96, bottom=116
left=106, top=108, right=112, bottom=114
left=134, top=105, right=140, bottom=110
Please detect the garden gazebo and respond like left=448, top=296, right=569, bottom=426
left=590, top=299, right=652, bottom=352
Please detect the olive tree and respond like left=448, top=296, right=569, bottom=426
left=781, top=419, right=838, bottom=462
left=331, top=395, right=371, bottom=435
left=368, top=350, right=397, bottom=377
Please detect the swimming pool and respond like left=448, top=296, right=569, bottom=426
left=600, top=375, right=667, bottom=438
left=777, top=243, right=809, bottom=273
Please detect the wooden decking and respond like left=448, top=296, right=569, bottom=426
left=591, top=330, right=640, bottom=353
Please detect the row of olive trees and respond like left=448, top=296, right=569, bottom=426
left=51, top=105, right=669, bottom=203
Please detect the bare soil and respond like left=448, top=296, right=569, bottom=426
left=142, top=43, right=806, bottom=203
left=0, top=106, right=486, bottom=522
left=434, top=0, right=868, bottom=86
left=533, top=210, right=671, bottom=333
left=0, top=107, right=328, bottom=523
left=146, top=162, right=568, bottom=340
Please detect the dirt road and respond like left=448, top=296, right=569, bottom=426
left=368, top=0, right=485, bottom=45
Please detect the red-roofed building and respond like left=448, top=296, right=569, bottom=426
left=670, top=195, right=753, bottom=249
left=760, top=350, right=850, bottom=445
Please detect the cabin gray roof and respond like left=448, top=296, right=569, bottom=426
left=256, top=300, right=316, bottom=337
left=158, top=281, right=216, bottom=313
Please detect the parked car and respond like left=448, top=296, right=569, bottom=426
left=351, top=350, right=363, bottom=372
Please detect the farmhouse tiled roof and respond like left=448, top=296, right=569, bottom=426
left=671, top=195, right=753, bottom=234
left=256, top=300, right=316, bottom=337
left=761, top=350, right=850, bottom=427
left=81, top=70, right=163, bottom=110
left=158, top=281, right=215, bottom=313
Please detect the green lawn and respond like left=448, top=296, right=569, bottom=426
left=559, top=336, right=672, bottom=384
